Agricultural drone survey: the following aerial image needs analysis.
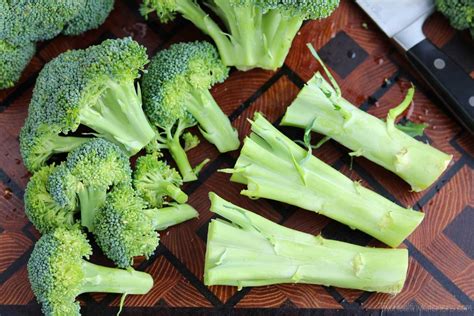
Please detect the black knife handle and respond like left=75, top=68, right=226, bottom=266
left=406, top=38, right=474, bottom=134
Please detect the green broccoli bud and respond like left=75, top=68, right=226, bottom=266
left=140, top=0, right=340, bottom=70
left=93, top=185, right=197, bottom=268
left=28, top=226, right=153, bottom=316
left=0, top=40, right=35, bottom=89
left=62, top=0, right=115, bottom=35
left=142, top=41, right=238, bottom=180
left=24, top=165, right=78, bottom=234
left=204, top=193, right=409, bottom=294
left=435, top=0, right=474, bottom=36
left=133, top=152, right=188, bottom=208
left=19, top=37, right=155, bottom=171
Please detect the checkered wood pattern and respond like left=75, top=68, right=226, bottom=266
left=0, top=1, right=472, bottom=315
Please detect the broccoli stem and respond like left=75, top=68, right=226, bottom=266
left=225, top=114, right=424, bottom=247
left=185, top=89, right=239, bottom=153
left=79, top=80, right=155, bottom=156
left=167, top=135, right=197, bottom=182
left=143, top=204, right=198, bottom=231
left=138, top=174, right=188, bottom=204
left=280, top=73, right=452, bottom=191
left=79, top=260, right=153, bottom=294
left=78, top=185, right=107, bottom=231
left=205, top=194, right=408, bottom=293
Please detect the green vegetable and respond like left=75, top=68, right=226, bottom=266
left=19, top=38, right=155, bottom=172
left=28, top=226, right=153, bottom=316
left=140, top=0, right=340, bottom=70
left=204, top=193, right=409, bottom=293
left=62, top=0, right=115, bottom=36
left=0, top=40, right=35, bottom=89
left=396, top=121, right=428, bottom=137
left=280, top=45, right=452, bottom=192
left=142, top=41, right=238, bottom=181
left=133, top=152, right=188, bottom=208
left=93, top=185, right=198, bottom=268
left=221, top=113, right=424, bottom=247
left=435, top=0, right=474, bottom=37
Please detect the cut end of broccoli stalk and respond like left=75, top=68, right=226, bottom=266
left=79, top=80, right=155, bottom=156
left=80, top=260, right=153, bottom=295
left=205, top=193, right=409, bottom=294
left=223, top=113, right=424, bottom=247
left=186, top=89, right=240, bottom=153
left=144, top=204, right=198, bottom=231
left=281, top=46, right=452, bottom=192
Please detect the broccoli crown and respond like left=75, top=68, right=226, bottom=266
left=27, top=227, right=91, bottom=316
left=140, top=0, right=178, bottom=22
left=232, top=0, right=341, bottom=19
left=436, top=0, right=474, bottom=31
left=62, top=0, right=115, bottom=36
left=0, top=0, right=84, bottom=44
left=47, top=163, right=78, bottom=208
left=25, top=37, right=148, bottom=136
left=141, top=41, right=228, bottom=128
left=0, top=40, right=35, bottom=89
left=94, top=185, right=159, bottom=268
left=66, top=138, right=131, bottom=189
left=133, top=152, right=183, bottom=207
left=24, top=165, right=78, bottom=234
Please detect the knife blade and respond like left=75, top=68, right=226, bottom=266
left=356, top=0, right=474, bottom=134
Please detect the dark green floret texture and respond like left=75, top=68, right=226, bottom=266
left=62, top=0, right=115, bottom=36
left=436, top=0, right=474, bottom=37
left=140, top=0, right=340, bottom=70
left=0, top=40, right=35, bottom=89
left=19, top=37, right=155, bottom=172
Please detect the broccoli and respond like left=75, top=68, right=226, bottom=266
left=436, top=0, right=474, bottom=37
left=140, top=0, right=340, bottom=70
left=141, top=41, right=239, bottom=181
left=280, top=45, right=452, bottom=192
left=19, top=37, right=156, bottom=172
left=24, top=164, right=78, bottom=233
left=204, top=193, right=409, bottom=293
left=221, top=113, right=424, bottom=248
left=133, top=152, right=188, bottom=208
left=93, top=185, right=198, bottom=268
left=62, top=138, right=132, bottom=230
left=28, top=226, right=153, bottom=316
left=0, top=40, right=35, bottom=89
left=62, top=0, right=115, bottom=36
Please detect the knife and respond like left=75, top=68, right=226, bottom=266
left=356, top=0, right=474, bottom=134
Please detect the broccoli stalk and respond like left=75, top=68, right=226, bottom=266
left=221, top=113, right=424, bottom=247
left=141, top=0, right=340, bottom=70
left=205, top=193, right=409, bottom=293
left=144, top=203, right=198, bottom=231
left=28, top=227, right=153, bottom=316
left=280, top=45, right=452, bottom=192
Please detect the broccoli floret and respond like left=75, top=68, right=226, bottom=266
left=0, top=40, right=35, bottom=89
left=28, top=226, right=153, bottom=316
left=19, top=38, right=155, bottom=171
left=93, top=185, right=198, bottom=268
left=62, top=0, right=115, bottom=36
left=436, top=0, right=474, bottom=36
left=133, top=152, right=188, bottom=208
left=65, top=138, right=132, bottom=230
left=24, top=165, right=78, bottom=234
left=140, top=0, right=340, bottom=70
left=183, top=132, right=200, bottom=151
left=0, top=0, right=84, bottom=44
left=141, top=41, right=238, bottom=180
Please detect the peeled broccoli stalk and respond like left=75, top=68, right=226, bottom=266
left=280, top=72, right=452, bottom=192
left=79, top=80, right=155, bottom=155
left=222, top=113, right=424, bottom=247
left=185, top=88, right=239, bottom=152
left=79, top=260, right=152, bottom=294
left=143, top=203, right=199, bottom=231
left=77, top=185, right=107, bottom=231
left=204, top=193, right=408, bottom=293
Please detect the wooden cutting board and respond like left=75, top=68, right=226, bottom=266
left=0, top=0, right=472, bottom=314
